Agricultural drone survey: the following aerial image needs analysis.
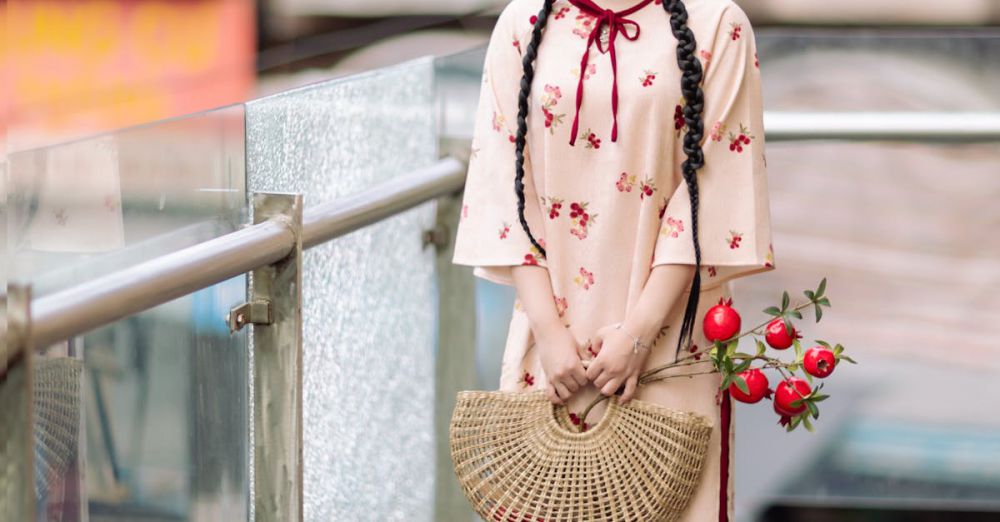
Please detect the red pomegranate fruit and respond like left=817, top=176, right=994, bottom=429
left=803, top=347, right=837, bottom=378
left=703, top=297, right=741, bottom=342
left=774, top=377, right=811, bottom=416
left=764, top=318, right=800, bottom=350
left=729, top=368, right=770, bottom=404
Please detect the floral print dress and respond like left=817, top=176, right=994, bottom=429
left=451, top=0, right=774, bottom=519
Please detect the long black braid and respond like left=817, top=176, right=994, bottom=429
left=514, top=0, right=555, bottom=258
left=512, top=0, right=705, bottom=359
left=663, top=0, right=706, bottom=359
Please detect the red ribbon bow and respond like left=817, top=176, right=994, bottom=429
left=567, top=0, right=655, bottom=146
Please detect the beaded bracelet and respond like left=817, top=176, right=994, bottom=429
left=612, top=322, right=652, bottom=355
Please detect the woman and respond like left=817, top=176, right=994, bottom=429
left=452, top=0, right=775, bottom=519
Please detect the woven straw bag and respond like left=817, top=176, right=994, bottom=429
left=449, top=387, right=714, bottom=521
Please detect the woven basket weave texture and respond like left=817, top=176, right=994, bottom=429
left=450, top=389, right=714, bottom=521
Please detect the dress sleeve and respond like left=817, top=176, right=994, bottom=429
left=651, top=3, right=775, bottom=291
left=451, top=3, right=549, bottom=287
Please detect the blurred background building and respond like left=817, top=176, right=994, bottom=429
left=3, top=1, right=999, bottom=521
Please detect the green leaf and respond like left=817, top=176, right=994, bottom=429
left=804, top=289, right=815, bottom=300
left=783, top=317, right=795, bottom=337
left=787, top=362, right=800, bottom=372
left=781, top=291, right=790, bottom=311
left=789, top=397, right=804, bottom=409
left=814, top=304, right=823, bottom=322
left=789, top=310, right=803, bottom=319
left=817, top=297, right=831, bottom=306
left=833, top=344, right=844, bottom=355
left=815, top=340, right=832, bottom=349
left=733, top=375, right=750, bottom=395
left=763, top=306, right=781, bottom=316
left=793, top=338, right=804, bottom=360
left=734, top=358, right=753, bottom=373
left=726, top=340, right=739, bottom=357
left=811, top=394, right=829, bottom=402
left=817, top=277, right=827, bottom=298
left=806, top=400, right=819, bottom=418
left=802, top=415, right=815, bottom=432
left=840, top=355, right=858, bottom=364
left=804, top=371, right=813, bottom=384
left=756, top=340, right=767, bottom=357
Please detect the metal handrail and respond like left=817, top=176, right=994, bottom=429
left=12, top=110, right=1000, bottom=352
left=25, top=157, right=466, bottom=351
left=765, top=111, right=1000, bottom=142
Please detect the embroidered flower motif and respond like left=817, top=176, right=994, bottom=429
left=499, top=221, right=510, bottom=239
left=512, top=37, right=522, bottom=54
left=492, top=111, right=505, bottom=132
left=523, top=241, right=545, bottom=265
left=658, top=196, right=669, bottom=219
left=765, top=242, right=775, bottom=267
left=541, top=196, right=564, bottom=219
left=700, top=50, right=713, bottom=74
left=689, top=343, right=703, bottom=361
left=554, top=295, right=568, bottom=317
left=582, top=128, right=601, bottom=149
left=461, top=204, right=468, bottom=220
left=640, top=69, right=656, bottom=87
left=639, top=175, right=656, bottom=200
left=728, top=230, right=743, bottom=249
left=728, top=123, right=754, bottom=152
left=573, top=266, right=595, bottom=290
left=554, top=5, right=571, bottom=19
left=729, top=22, right=743, bottom=41
left=529, top=14, right=538, bottom=25
left=754, top=51, right=760, bottom=68
left=571, top=62, right=597, bottom=80
left=540, top=84, right=566, bottom=133
left=568, top=201, right=597, bottom=239
left=615, top=172, right=636, bottom=192
left=707, top=265, right=718, bottom=277
left=572, top=9, right=597, bottom=39
left=660, top=216, right=684, bottom=238
left=674, top=97, right=687, bottom=134
left=519, top=370, right=535, bottom=388
left=710, top=121, right=726, bottom=142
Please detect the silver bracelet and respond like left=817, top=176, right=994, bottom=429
left=613, top=322, right=652, bottom=354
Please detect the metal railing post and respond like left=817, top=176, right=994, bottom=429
left=246, top=193, right=304, bottom=522
left=1, top=283, right=35, bottom=522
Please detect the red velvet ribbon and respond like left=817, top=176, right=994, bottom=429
left=567, top=0, right=654, bottom=146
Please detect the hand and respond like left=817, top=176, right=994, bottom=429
left=534, top=322, right=590, bottom=405
left=586, top=323, right=652, bottom=405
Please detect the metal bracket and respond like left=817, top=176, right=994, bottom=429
left=226, top=299, right=273, bottom=333
left=250, top=191, right=304, bottom=522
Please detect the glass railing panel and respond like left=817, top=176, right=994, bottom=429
left=246, top=56, right=439, bottom=521
left=7, top=105, right=250, bottom=522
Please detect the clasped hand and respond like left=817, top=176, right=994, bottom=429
left=537, top=321, right=651, bottom=406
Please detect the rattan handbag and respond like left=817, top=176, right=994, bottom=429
left=449, top=386, right=713, bottom=521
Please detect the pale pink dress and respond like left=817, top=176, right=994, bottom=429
left=451, top=0, right=775, bottom=519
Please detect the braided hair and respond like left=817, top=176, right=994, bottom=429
left=513, top=0, right=706, bottom=359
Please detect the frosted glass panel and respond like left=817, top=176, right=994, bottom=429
left=246, top=57, right=439, bottom=521
left=7, top=105, right=249, bottom=522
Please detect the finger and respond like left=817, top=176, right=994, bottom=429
left=571, top=363, right=590, bottom=388
left=547, top=383, right=562, bottom=405
left=563, top=376, right=580, bottom=393
left=592, top=370, right=610, bottom=391
left=586, top=359, right=603, bottom=382
left=601, top=377, right=622, bottom=396
left=554, top=381, right=572, bottom=401
left=620, top=375, right=638, bottom=404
